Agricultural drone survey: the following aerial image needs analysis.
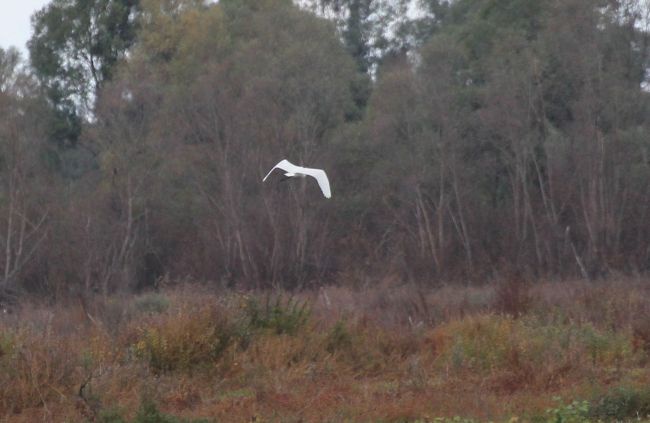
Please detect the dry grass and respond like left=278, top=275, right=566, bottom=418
left=2, top=279, right=650, bottom=422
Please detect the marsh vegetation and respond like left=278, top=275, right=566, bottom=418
left=3, top=280, right=650, bottom=421
left=1, top=0, right=650, bottom=420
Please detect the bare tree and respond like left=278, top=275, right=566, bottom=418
left=0, top=49, right=50, bottom=293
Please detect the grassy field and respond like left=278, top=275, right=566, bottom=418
left=3, top=279, right=650, bottom=422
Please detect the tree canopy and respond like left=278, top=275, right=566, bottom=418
left=0, top=0, right=648, bottom=295
left=28, top=0, right=140, bottom=146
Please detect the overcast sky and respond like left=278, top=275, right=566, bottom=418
left=0, top=1, right=51, bottom=58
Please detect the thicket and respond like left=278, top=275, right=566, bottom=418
left=0, top=0, right=649, bottom=298
left=3, top=282, right=650, bottom=421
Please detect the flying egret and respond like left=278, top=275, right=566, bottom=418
left=262, top=159, right=331, bottom=199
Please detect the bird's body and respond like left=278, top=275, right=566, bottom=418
left=263, top=159, right=331, bottom=198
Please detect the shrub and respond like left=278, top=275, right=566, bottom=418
left=132, top=397, right=209, bottom=423
left=544, top=399, right=590, bottom=423
left=134, top=293, right=171, bottom=314
left=325, top=320, right=353, bottom=353
left=133, top=308, right=232, bottom=373
left=93, top=398, right=210, bottom=423
left=96, top=408, right=128, bottom=423
left=0, top=331, right=16, bottom=361
left=574, top=323, right=633, bottom=367
left=589, top=386, right=650, bottom=420
left=431, top=314, right=638, bottom=387
left=0, top=327, right=80, bottom=415
left=433, top=314, right=518, bottom=372
left=244, top=295, right=310, bottom=335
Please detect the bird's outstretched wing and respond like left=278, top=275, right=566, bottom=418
left=262, top=159, right=301, bottom=181
left=262, top=159, right=332, bottom=199
left=300, top=168, right=331, bottom=199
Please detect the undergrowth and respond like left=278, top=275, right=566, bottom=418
left=1, top=282, right=650, bottom=421
left=92, top=397, right=210, bottom=423
left=132, top=307, right=232, bottom=374
left=244, top=294, right=310, bottom=335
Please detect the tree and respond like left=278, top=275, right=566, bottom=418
left=28, top=0, right=140, bottom=146
left=301, top=0, right=435, bottom=73
left=358, top=0, right=650, bottom=281
left=83, top=0, right=360, bottom=289
left=0, top=48, right=50, bottom=295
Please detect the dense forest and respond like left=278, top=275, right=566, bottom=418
left=0, top=0, right=649, bottom=299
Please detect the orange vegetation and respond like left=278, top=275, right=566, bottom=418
left=2, top=279, right=650, bottom=422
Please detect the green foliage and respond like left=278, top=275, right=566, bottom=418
left=30, top=0, right=140, bottom=89
left=308, top=0, right=415, bottom=73
left=96, top=407, right=128, bottom=423
left=134, top=293, right=170, bottom=314
left=435, top=314, right=519, bottom=372
left=325, top=320, right=353, bottom=353
left=574, top=323, right=634, bottom=367
left=0, top=47, right=21, bottom=91
left=218, top=387, right=255, bottom=401
left=94, top=397, right=210, bottom=423
left=138, top=0, right=222, bottom=74
left=244, top=295, right=310, bottom=335
left=29, top=0, right=140, bottom=145
left=433, top=314, right=638, bottom=376
left=544, top=399, right=590, bottom=423
left=589, top=386, right=650, bottom=420
left=133, top=311, right=232, bottom=373
left=0, top=332, right=16, bottom=363
left=133, top=397, right=209, bottom=423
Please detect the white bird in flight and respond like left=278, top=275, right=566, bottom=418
left=262, top=159, right=331, bottom=199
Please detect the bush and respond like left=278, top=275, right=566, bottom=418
left=431, top=314, right=638, bottom=386
left=0, top=328, right=79, bottom=415
left=325, top=320, right=353, bottom=353
left=132, top=397, right=209, bottom=423
left=244, top=295, right=310, bottom=335
left=96, top=408, right=128, bottom=423
left=133, top=308, right=232, bottom=373
left=544, top=399, right=590, bottom=423
left=432, top=314, right=521, bottom=372
left=134, top=293, right=171, bottom=314
left=94, top=398, right=210, bottom=423
left=589, top=386, right=650, bottom=420
left=0, top=331, right=16, bottom=361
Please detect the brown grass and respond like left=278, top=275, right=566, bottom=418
left=1, top=279, right=650, bottom=422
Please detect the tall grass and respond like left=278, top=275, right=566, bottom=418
left=1, top=281, right=650, bottom=421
